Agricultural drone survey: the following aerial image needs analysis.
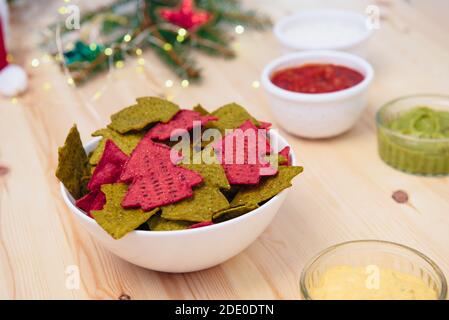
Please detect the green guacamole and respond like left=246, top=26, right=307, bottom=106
left=389, top=107, right=449, bottom=138
left=378, top=106, right=449, bottom=175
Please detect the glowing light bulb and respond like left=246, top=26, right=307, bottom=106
left=235, top=25, right=245, bottom=34
left=93, top=91, right=103, bottom=101
left=43, top=82, right=52, bottom=91
left=252, top=80, right=260, bottom=89
left=31, top=59, right=40, bottom=68
left=58, top=6, right=68, bottom=15
left=163, top=43, right=172, bottom=51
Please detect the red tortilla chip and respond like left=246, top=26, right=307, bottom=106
left=120, top=135, right=203, bottom=211
left=75, top=190, right=106, bottom=217
left=222, top=164, right=260, bottom=185
left=121, top=166, right=202, bottom=211
left=188, top=221, right=214, bottom=229
left=278, top=146, right=292, bottom=166
left=88, top=140, right=128, bottom=191
left=77, top=140, right=127, bottom=217
left=258, top=121, right=272, bottom=130
left=176, top=165, right=204, bottom=186
left=213, top=120, right=276, bottom=185
left=228, top=120, right=272, bottom=156
left=120, top=137, right=174, bottom=182
left=147, top=110, right=217, bottom=141
left=237, top=119, right=259, bottom=132
left=259, top=164, right=278, bottom=176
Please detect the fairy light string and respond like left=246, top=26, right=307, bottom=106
left=41, top=0, right=270, bottom=85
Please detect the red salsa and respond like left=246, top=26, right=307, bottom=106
left=271, top=63, right=364, bottom=94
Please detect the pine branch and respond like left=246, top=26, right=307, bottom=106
left=190, top=34, right=235, bottom=58
left=42, top=0, right=271, bottom=84
left=220, top=10, right=272, bottom=29
left=197, top=0, right=271, bottom=29
left=141, top=0, right=200, bottom=79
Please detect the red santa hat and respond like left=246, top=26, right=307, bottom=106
left=0, top=1, right=27, bottom=97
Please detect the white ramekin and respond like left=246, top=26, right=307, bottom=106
left=273, top=10, right=373, bottom=56
left=261, top=51, right=374, bottom=139
left=61, top=131, right=298, bottom=273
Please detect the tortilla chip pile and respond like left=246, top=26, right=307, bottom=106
left=56, top=97, right=303, bottom=239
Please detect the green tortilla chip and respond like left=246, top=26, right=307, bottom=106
left=213, top=203, right=259, bottom=222
left=182, top=164, right=230, bottom=190
left=170, top=137, right=203, bottom=164
left=108, top=97, right=180, bottom=133
left=263, top=154, right=287, bottom=166
left=193, top=104, right=211, bottom=115
left=161, top=164, right=231, bottom=222
left=91, top=183, right=158, bottom=239
left=56, top=125, right=90, bottom=199
left=231, top=166, right=303, bottom=207
left=208, top=103, right=260, bottom=133
left=162, top=185, right=229, bottom=222
left=89, top=128, right=144, bottom=165
left=278, top=154, right=288, bottom=165
left=148, top=215, right=192, bottom=231
left=192, top=142, right=220, bottom=161
left=189, top=146, right=220, bottom=165
left=81, top=174, right=92, bottom=189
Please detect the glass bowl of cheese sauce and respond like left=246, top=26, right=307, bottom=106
left=300, top=240, right=447, bottom=300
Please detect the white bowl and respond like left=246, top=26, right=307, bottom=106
left=274, top=10, right=373, bottom=55
left=61, top=131, right=298, bottom=273
left=261, top=51, right=374, bottom=139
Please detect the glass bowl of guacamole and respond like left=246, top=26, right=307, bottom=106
left=376, top=95, right=449, bottom=176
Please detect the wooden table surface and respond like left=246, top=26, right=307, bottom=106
left=1, top=0, right=448, bottom=299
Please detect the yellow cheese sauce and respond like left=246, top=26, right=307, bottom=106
left=309, top=265, right=438, bottom=300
